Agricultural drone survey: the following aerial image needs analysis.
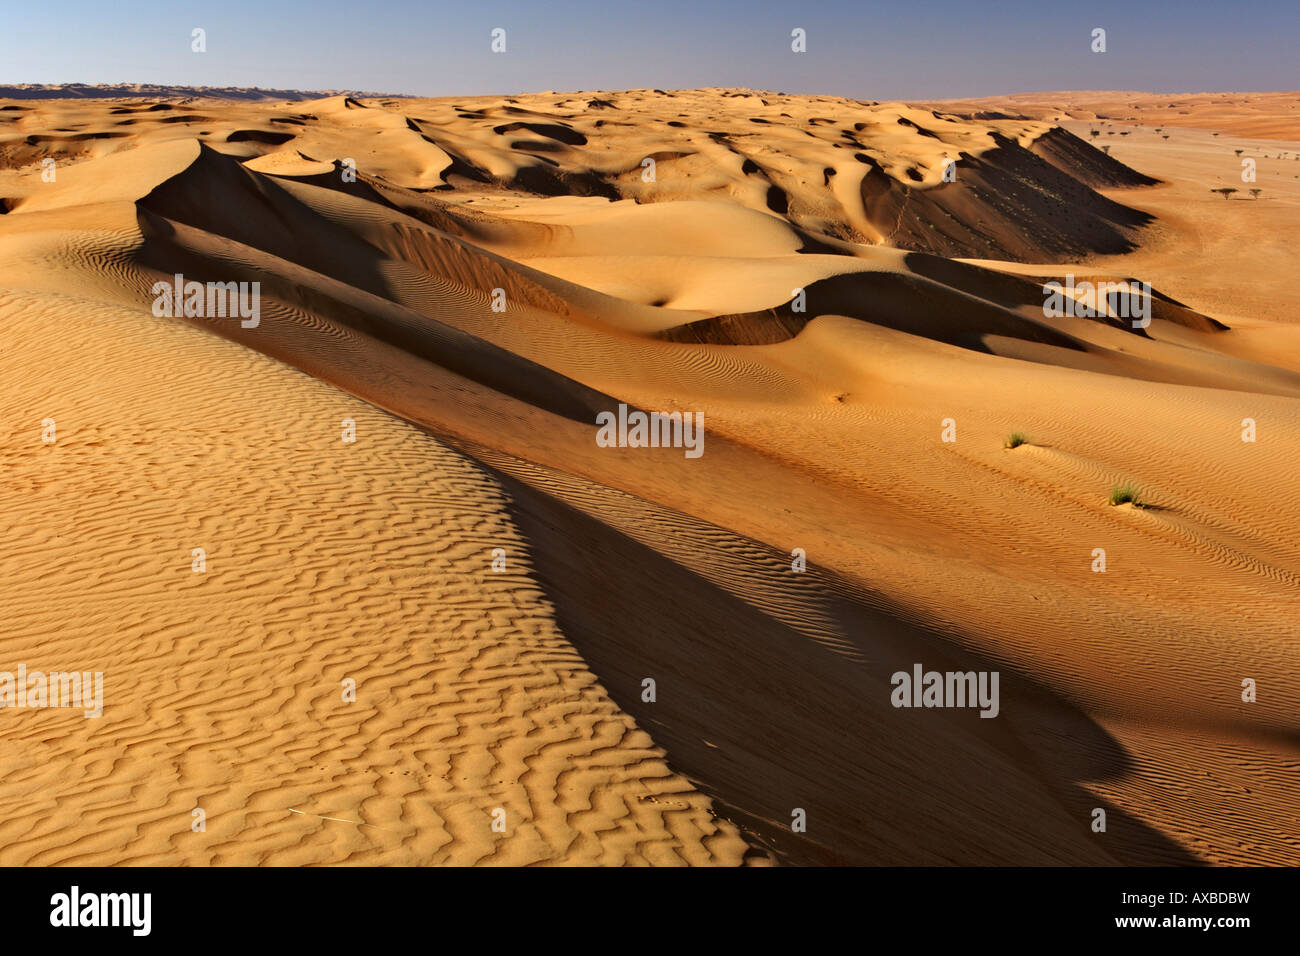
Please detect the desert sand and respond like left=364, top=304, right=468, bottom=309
left=1, top=87, right=1298, bottom=865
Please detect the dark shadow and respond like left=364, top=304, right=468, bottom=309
left=476, top=460, right=1201, bottom=866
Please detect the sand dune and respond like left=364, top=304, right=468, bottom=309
left=1, top=88, right=1298, bottom=865
left=0, top=83, right=394, bottom=102
left=927, top=90, right=1300, bottom=141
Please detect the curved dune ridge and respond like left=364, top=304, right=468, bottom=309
left=1, top=89, right=1299, bottom=865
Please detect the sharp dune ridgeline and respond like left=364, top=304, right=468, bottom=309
left=1, top=87, right=1298, bottom=866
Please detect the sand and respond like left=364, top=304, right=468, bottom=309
left=1, top=87, right=1298, bottom=865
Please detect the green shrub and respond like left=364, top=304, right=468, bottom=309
left=1109, top=482, right=1143, bottom=507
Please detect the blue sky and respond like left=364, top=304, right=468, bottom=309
left=3, top=0, right=1297, bottom=99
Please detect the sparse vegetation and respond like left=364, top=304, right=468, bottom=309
left=1109, top=482, right=1143, bottom=507
left=1004, top=432, right=1028, bottom=449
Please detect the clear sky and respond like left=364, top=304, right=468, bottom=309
left=4, top=0, right=1297, bottom=100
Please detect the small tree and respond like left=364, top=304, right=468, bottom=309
left=1211, top=187, right=1238, bottom=199
left=1250, top=188, right=1262, bottom=200
left=1235, top=149, right=1244, bottom=156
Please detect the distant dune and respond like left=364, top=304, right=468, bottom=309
left=926, top=90, right=1300, bottom=141
left=0, top=83, right=400, bottom=102
left=1, top=87, right=1298, bottom=865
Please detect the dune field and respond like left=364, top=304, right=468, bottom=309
left=0, top=87, right=1297, bottom=866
